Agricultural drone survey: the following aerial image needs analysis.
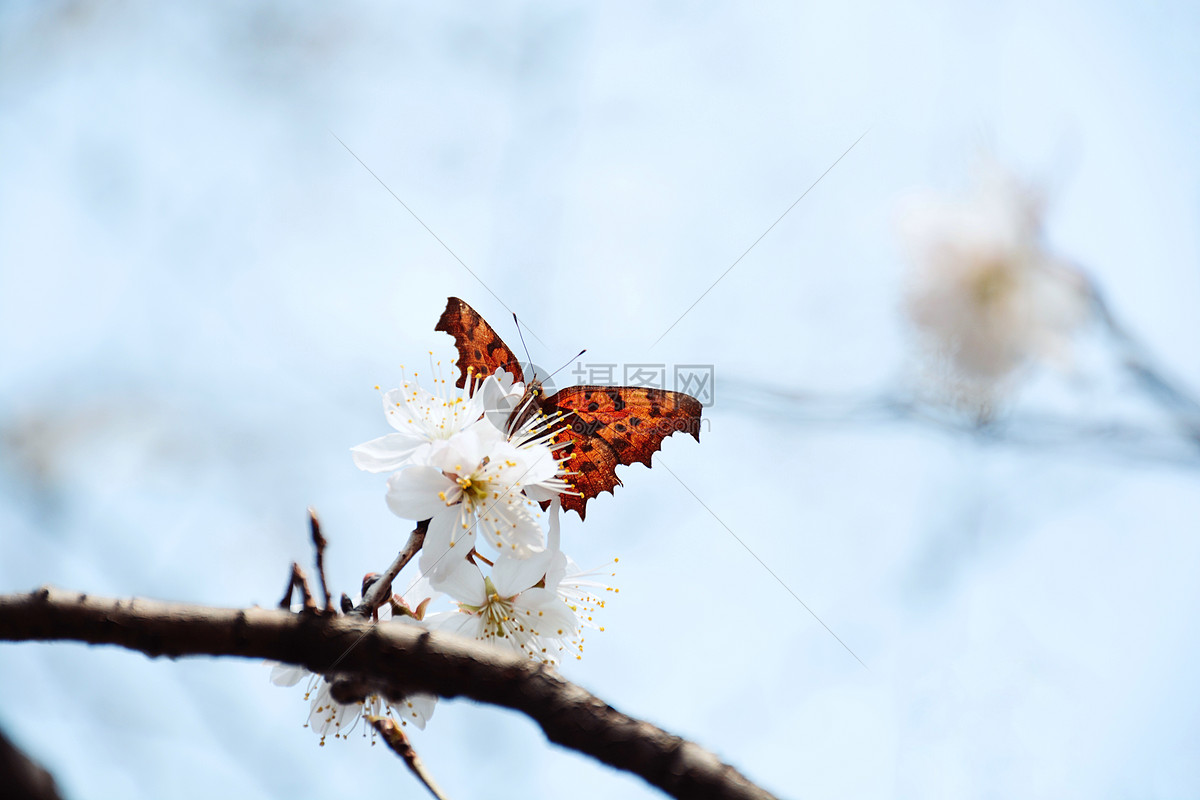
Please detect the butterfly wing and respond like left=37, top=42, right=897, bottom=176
left=435, top=297, right=525, bottom=390
left=541, top=385, right=703, bottom=518
left=434, top=298, right=704, bottom=519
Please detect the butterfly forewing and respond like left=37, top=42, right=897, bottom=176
left=434, top=297, right=525, bottom=391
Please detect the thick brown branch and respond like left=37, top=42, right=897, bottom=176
left=0, top=586, right=775, bottom=800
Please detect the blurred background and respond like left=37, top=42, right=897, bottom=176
left=2, top=1, right=1198, bottom=798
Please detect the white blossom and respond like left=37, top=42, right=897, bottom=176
left=386, top=420, right=561, bottom=578
left=355, top=364, right=569, bottom=573
left=900, top=164, right=1090, bottom=407
left=427, top=550, right=579, bottom=665
left=351, top=366, right=485, bottom=473
left=424, top=502, right=613, bottom=664
left=268, top=663, right=437, bottom=742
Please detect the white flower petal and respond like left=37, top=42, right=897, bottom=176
left=546, top=499, right=562, bottom=552
left=514, top=444, right=559, bottom=486
left=269, top=662, right=307, bottom=687
left=308, top=680, right=359, bottom=737
left=475, top=495, right=545, bottom=556
left=397, top=693, right=437, bottom=730
left=427, top=609, right=484, bottom=640
left=514, top=587, right=578, bottom=637
left=480, top=372, right=525, bottom=430
left=427, top=423, right=498, bottom=472
left=430, top=557, right=487, bottom=606
left=351, top=432, right=425, bottom=473
left=418, top=507, right=475, bottom=579
left=491, top=550, right=552, bottom=597
left=381, top=388, right=417, bottom=432
left=386, top=467, right=454, bottom=520
left=401, top=574, right=439, bottom=608
left=522, top=484, right=558, bottom=503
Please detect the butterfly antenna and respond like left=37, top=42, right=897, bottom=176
left=512, top=312, right=536, bottom=380
left=546, top=349, right=587, bottom=383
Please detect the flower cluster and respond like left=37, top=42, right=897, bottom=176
left=351, top=363, right=609, bottom=664
left=899, top=163, right=1090, bottom=409
left=424, top=497, right=615, bottom=665
left=273, top=361, right=614, bottom=742
left=352, top=365, right=571, bottom=581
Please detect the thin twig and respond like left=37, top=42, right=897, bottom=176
left=281, top=563, right=317, bottom=612
left=308, top=508, right=336, bottom=614
left=279, top=565, right=297, bottom=610
left=354, top=520, right=429, bottom=619
left=722, top=378, right=1200, bottom=468
left=0, top=587, right=777, bottom=800
left=368, top=716, right=452, bottom=800
left=1087, top=282, right=1200, bottom=439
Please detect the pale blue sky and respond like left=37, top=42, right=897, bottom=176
left=2, top=1, right=1198, bottom=798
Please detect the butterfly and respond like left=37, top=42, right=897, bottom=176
left=435, top=297, right=703, bottom=519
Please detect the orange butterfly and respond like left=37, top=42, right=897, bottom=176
left=436, top=297, right=703, bottom=519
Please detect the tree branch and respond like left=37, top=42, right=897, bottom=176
left=0, top=726, right=63, bottom=800
left=0, top=586, right=776, bottom=800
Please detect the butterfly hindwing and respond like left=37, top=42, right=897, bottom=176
left=541, top=386, right=702, bottom=517
left=546, top=423, right=623, bottom=519
left=542, top=386, right=702, bottom=468
left=435, top=297, right=525, bottom=390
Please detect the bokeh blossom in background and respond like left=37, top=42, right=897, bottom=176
left=900, top=163, right=1091, bottom=411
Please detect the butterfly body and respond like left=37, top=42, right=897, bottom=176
left=435, top=297, right=702, bottom=519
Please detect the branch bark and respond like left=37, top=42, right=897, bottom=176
left=0, top=726, right=63, bottom=800
left=0, top=586, right=776, bottom=800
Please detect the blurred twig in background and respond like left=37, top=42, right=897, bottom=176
left=0, top=726, right=63, bottom=800
left=723, top=376, right=1200, bottom=470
